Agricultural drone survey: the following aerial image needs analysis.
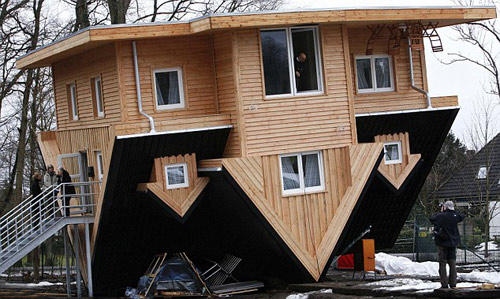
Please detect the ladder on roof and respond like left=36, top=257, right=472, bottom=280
left=0, top=181, right=99, bottom=297
left=422, top=22, right=443, bottom=52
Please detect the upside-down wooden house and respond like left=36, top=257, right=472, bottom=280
left=15, top=6, right=496, bottom=294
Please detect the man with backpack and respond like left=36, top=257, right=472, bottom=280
left=430, top=201, right=465, bottom=289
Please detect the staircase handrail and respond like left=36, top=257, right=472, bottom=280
left=0, top=181, right=98, bottom=256
left=0, top=184, right=61, bottom=227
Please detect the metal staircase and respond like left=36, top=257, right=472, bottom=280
left=0, top=181, right=98, bottom=296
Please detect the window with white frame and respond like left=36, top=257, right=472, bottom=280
left=355, top=55, right=394, bottom=93
left=260, top=26, right=323, bottom=97
left=383, top=141, right=402, bottom=165
left=68, top=83, right=78, bottom=120
left=279, top=151, right=325, bottom=196
left=165, top=163, right=189, bottom=189
left=154, top=67, right=185, bottom=110
left=93, top=76, right=105, bottom=117
left=96, top=151, right=104, bottom=181
left=477, top=166, right=489, bottom=179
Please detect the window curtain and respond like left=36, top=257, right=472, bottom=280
left=385, top=145, right=399, bottom=161
left=156, top=75, right=165, bottom=106
left=356, top=59, right=371, bottom=89
left=375, top=58, right=391, bottom=88
left=303, top=154, right=320, bottom=188
left=281, top=157, right=300, bottom=190
left=167, top=72, right=180, bottom=104
left=155, top=71, right=180, bottom=105
left=168, top=166, right=185, bottom=185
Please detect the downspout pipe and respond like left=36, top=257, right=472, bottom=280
left=408, top=37, right=432, bottom=109
left=132, top=41, right=156, bottom=133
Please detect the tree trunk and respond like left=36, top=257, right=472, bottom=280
left=13, top=69, right=34, bottom=204
left=107, top=0, right=131, bottom=24
left=74, top=0, right=90, bottom=31
left=29, top=68, right=41, bottom=281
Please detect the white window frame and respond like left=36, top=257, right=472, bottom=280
left=69, top=83, right=78, bottom=120
left=261, top=26, right=324, bottom=99
left=153, top=67, right=185, bottom=110
left=477, top=166, right=489, bottom=179
left=383, top=141, right=403, bottom=165
left=96, top=151, right=104, bottom=181
left=165, top=163, right=189, bottom=189
left=94, top=76, right=105, bottom=117
left=279, top=151, right=325, bottom=196
left=355, top=54, right=395, bottom=93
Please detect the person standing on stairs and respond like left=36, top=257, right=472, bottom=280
left=56, top=167, right=75, bottom=217
left=43, top=164, right=57, bottom=189
left=30, top=172, right=42, bottom=229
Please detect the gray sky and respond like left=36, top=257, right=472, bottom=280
left=286, top=0, right=500, bottom=147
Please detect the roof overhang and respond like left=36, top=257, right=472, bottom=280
left=16, top=6, right=496, bottom=69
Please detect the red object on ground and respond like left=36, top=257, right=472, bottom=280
left=337, top=254, right=354, bottom=269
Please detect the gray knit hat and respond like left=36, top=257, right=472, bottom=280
left=444, top=201, right=455, bottom=211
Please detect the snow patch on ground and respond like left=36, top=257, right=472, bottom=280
left=459, top=270, right=500, bottom=284
left=375, top=252, right=439, bottom=277
left=286, top=289, right=332, bottom=299
left=366, top=278, right=482, bottom=293
left=475, top=241, right=499, bottom=252
left=375, top=253, right=500, bottom=284
left=5, top=281, right=63, bottom=288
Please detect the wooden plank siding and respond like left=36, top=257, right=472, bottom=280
left=52, top=43, right=121, bottom=130
left=431, top=95, right=459, bottom=108
left=222, top=143, right=382, bottom=279
left=375, top=132, right=421, bottom=190
left=235, top=25, right=353, bottom=156
left=137, top=153, right=210, bottom=217
left=348, top=27, right=429, bottom=114
left=213, top=32, right=242, bottom=157
left=116, top=35, right=218, bottom=124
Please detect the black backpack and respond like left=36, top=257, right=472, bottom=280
left=434, top=226, right=449, bottom=241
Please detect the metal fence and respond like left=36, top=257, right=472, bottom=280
left=413, top=214, right=500, bottom=268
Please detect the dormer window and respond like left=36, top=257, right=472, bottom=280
left=477, top=166, right=489, bottom=179
left=383, top=141, right=402, bottom=165
left=154, top=67, right=185, bottom=110
left=355, top=55, right=394, bottom=93
left=92, top=76, right=105, bottom=117
left=165, top=163, right=189, bottom=189
left=66, top=83, right=78, bottom=120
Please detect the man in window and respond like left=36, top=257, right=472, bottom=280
left=294, top=52, right=307, bottom=91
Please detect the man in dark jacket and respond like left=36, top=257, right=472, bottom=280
left=429, top=201, right=464, bottom=288
left=57, top=167, right=76, bottom=216
left=30, top=172, right=42, bottom=229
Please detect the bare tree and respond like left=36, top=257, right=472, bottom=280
left=134, top=0, right=284, bottom=23
left=0, top=0, right=30, bottom=117
left=445, top=0, right=500, bottom=100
